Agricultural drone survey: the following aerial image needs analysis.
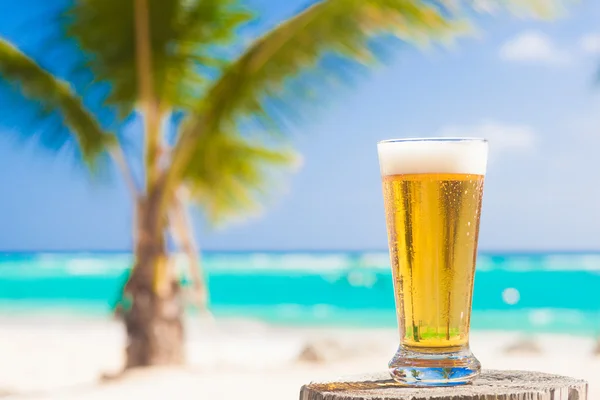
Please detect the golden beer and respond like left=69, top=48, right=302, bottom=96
left=383, top=173, right=484, bottom=349
left=378, top=138, right=487, bottom=386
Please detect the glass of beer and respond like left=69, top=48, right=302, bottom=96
left=378, top=138, right=487, bottom=386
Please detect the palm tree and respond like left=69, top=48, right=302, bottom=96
left=0, top=0, right=555, bottom=369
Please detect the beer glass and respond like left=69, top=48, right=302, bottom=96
left=378, top=138, right=487, bottom=386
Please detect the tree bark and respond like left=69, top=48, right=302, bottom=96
left=300, top=370, right=587, bottom=400
left=129, top=0, right=183, bottom=369
left=123, top=191, right=185, bottom=368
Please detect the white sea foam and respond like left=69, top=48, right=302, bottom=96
left=377, top=138, right=488, bottom=176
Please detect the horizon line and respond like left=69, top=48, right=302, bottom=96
left=2, top=248, right=600, bottom=254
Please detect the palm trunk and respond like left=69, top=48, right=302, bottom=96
left=125, top=0, right=185, bottom=369
left=123, top=191, right=185, bottom=368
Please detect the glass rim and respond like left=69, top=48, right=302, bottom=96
left=378, top=137, right=488, bottom=145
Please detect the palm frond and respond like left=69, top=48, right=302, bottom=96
left=160, top=0, right=465, bottom=205
left=63, top=0, right=252, bottom=118
left=182, top=133, right=299, bottom=225
left=182, top=0, right=466, bottom=138
left=0, top=37, right=113, bottom=167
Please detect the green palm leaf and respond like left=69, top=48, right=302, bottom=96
left=0, top=37, right=113, bottom=167
left=189, top=0, right=465, bottom=136
left=182, top=133, right=299, bottom=225
left=63, top=0, right=252, bottom=118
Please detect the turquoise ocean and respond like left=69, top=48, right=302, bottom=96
left=1, top=251, right=599, bottom=335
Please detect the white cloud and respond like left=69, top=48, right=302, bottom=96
left=579, top=33, right=600, bottom=55
left=499, top=31, right=569, bottom=65
left=436, top=121, right=536, bottom=159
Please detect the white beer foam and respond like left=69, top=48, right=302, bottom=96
left=377, top=139, right=488, bottom=176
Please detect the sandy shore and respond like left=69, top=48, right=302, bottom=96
left=0, top=315, right=597, bottom=399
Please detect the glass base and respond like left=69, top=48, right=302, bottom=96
left=388, top=345, right=481, bottom=387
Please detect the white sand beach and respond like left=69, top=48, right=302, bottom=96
left=0, top=315, right=597, bottom=399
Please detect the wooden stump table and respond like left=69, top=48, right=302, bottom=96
left=299, top=370, right=588, bottom=400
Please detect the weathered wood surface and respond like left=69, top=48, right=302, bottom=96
left=299, top=370, right=587, bottom=400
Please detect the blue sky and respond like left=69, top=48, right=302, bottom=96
left=1, top=1, right=600, bottom=251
